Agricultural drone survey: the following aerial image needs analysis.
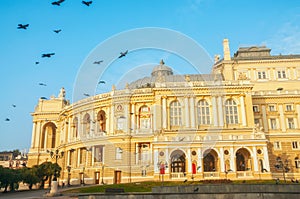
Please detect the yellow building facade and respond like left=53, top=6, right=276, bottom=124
left=28, top=39, right=300, bottom=184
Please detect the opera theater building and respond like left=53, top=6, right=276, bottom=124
left=28, top=39, right=300, bottom=185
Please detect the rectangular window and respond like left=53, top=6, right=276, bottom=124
left=288, top=118, right=295, bottom=129
left=258, top=71, right=266, bottom=79
left=278, top=70, right=287, bottom=79
left=270, top=119, right=277, bottom=129
left=295, top=159, right=300, bottom=168
left=115, top=147, right=123, bottom=160
left=274, top=141, right=281, bottom=150
left=253, top=105, right=259, bottom=112
left=254, top=118, right=260, bottom=125
left=269, top=105, right=276, bottom=112
left=286, top=104, right=293, bottom=111
left=292, top=141, right=299, bottom=149
left=79, top=148, right=85, bottom=164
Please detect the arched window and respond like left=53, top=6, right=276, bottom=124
left=236, top=148, right=251, bottom=171
left=97, top=110, right=106, bottom=132
left=170, top=100, right=182, bottom=127
left=197, top=100, right=210, bottom=125
left=139, top=105, right=150, bottom=129
left=83, top=113, right=91, bottom=134
left=203, top=150, right=218, bottom=172
left=72, top=117, right=78, bottom=138
left=225, top=99, right=238, bottom=124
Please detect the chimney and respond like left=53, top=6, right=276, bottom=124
left=223, top=39, right=231, bottom=61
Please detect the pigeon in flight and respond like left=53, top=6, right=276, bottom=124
left=40, top=97, right=48, bottom=100
left=39, top=83, right=47, bottom=86
left=83, top=93, right=90, bottom=97
left=42, top=53, right=55, bottom=58
left=98, top=80, right=106, bottom=84
left=5, top=118, right=10, bottom=122
left=52, top=0, right=65, bottom=6
left=17, top=24, right=29, bottom=29
left=12, top=104, right=16, bottom=108
left=53, top=29, right=62, bottom=33
left=93, top=60, right=103, bottom=64
left=194, top=187, right=199, bottom=192
left=82, top=1, right=92, bottom=6
left=35, top=61, right=40, bottom=65
left=118, top=50, right=128, bottom=58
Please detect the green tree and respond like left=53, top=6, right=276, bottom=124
left=0, top=166, right=22, bottom=192
left=20, top=167, right=40, bottom=190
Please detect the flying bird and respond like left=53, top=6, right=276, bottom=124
left=82, top=1, right=92, bottom=6
left=12, top=104, right=16, bottom=108
left=118, top=50, right=128, bottom=58
left=98, top=80, right=106, bottom=84
left=5, top=118, right=10, bottom=122
left=17, top=24, right=29, bottom=29
left=40, top=97, right=48, bottom=100
left=93, top=60, right=103, bottom=64
left=194, top=187, right=199, bottom=192
left=42, top=53, right=55, bottom=58
left=35, top=61, right=40, bottom=65
left=39, top=83, right=47, bottom=86
left=52, top=0, right=65, bottom=6
left=83, top=93, right=90, bottom=97
left=53, top=29, right=62, bottom=33
left=183, top=179, right=188, bottom=183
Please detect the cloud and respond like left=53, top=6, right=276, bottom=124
left=264, top=20, right=300, bottom=55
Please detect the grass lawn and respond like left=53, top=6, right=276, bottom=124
left=62, top=179, right=284, bottom=194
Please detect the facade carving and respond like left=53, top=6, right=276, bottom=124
left=28, top=40, right=300, bottom=185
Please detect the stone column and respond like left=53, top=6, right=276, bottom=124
left=261, top=106, right=268, bottom=132
left=165, top=149, right=169, bottom=173
left=230, top=147, right=235, bottom=171
left=30, top=122, right=36, bottom=148
left=152, top=105, right=157, bottom=131
left=217, top=96, right=224, bottom=127
left=162, top=97, right=167, bottom=129
left=110, top=105, right=114, bottom=135
left=187, top=149, right=192, bottom=173
left=35, top=122, right=41, bottom=148
left=190, top=97, right=196, bottom=128
left=197, top=148, right=203, bottom=172
left=131, top=103, right=135, bottom=131
left=240, top=95, right=247, bottom=126
left=252, top=146, right=258, bottom=171
left=278, top=104, right=286, bottom=132
left=212, top=96, right=219, bottom=127
left=154, top=149, right=159, bottom=172
left=220, top=148, right=225, bottom=172
left=68, top=118, right=71, bottom=142
left=185, top=97, right=190, bottom=128
left=263, top=146, right=270, bottom=171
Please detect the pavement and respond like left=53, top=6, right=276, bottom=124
left=0, top=187, right=78, bottom=199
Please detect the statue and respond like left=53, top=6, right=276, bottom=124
left=58, top=87, right=66, bottom=99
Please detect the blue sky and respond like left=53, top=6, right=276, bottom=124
left=0, top=0, right=299, bottom=152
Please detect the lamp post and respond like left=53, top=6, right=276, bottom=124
left=47, top=149, right=64, bottom=196
left=67, top=166, right=71, bottom=186
left=275, top=157, right=289, bottom=183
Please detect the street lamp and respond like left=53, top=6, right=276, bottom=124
left=275, top=157, right=290, bottom=183
left=47, top=149, right=64, bottom=196
left=67, top=166, right=71, bottom=186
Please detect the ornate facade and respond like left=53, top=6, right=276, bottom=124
left=28, top=39, right=300, bottom=185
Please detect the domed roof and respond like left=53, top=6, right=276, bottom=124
left=151, top=59, right=173, bottom=77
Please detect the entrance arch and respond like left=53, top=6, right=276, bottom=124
left=41, top=122, right=57, bottom=149
left=236, top=148, right=251, bottom=171
left=203, top=149, right=218, bottom=172
left=170, top=150, right=186, bottom=173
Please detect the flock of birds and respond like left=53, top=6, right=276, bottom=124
left=5, top=0, right=129, bottom=122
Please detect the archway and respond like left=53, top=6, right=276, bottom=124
left=203, top=149, right=218, bottom=172
left=97, top=110, right=106, bottom=132
left=41, top=122, right=57, bottom=149
left=170, top=150, right=186, bottom=173
left=236, top=148, right=251, bottom=171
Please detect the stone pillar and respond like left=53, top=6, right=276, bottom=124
left=68, top=118, right=71, bottom=142
left=263, top=146, right=270, bottom=171
left=220, top=148, right=225, bottom=172
left=187, top=149, right=192, bottom=173
left=165, top=149, right=169, bottom=173
left=261, top=106, right=268, bottom=132
left=240, top=95, right=247, bottom=126
left=278, top=104, right=286, bottom=132
left=154, top=149, right=159, bottom=172
left=131, top=103, right=135, bottom=131
left=30, top=122, right=36, bottom=148
left=153, top=105, right=157, bottom=131
left=252, top=146, right=258, bottom=171
left=197, top=148, right=203, bottom=172
left=217, top=96, right=224, bottom=127
left=110, top=105, right=114, bottom=135
left=91, top=146, right=95, bottom=166
left=35, top=122, right=41, bottom=148
left=230, top=147, right=235, bottom=171
left=162, top=97, right=167, bottom=129
left=212, top=96, right=219, bottom=127
left=190, top=97, right=196, bottom=128
left=185, top=97, right=190, bottom=128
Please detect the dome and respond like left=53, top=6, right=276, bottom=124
left=151, top=59, right=173, bottom=77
